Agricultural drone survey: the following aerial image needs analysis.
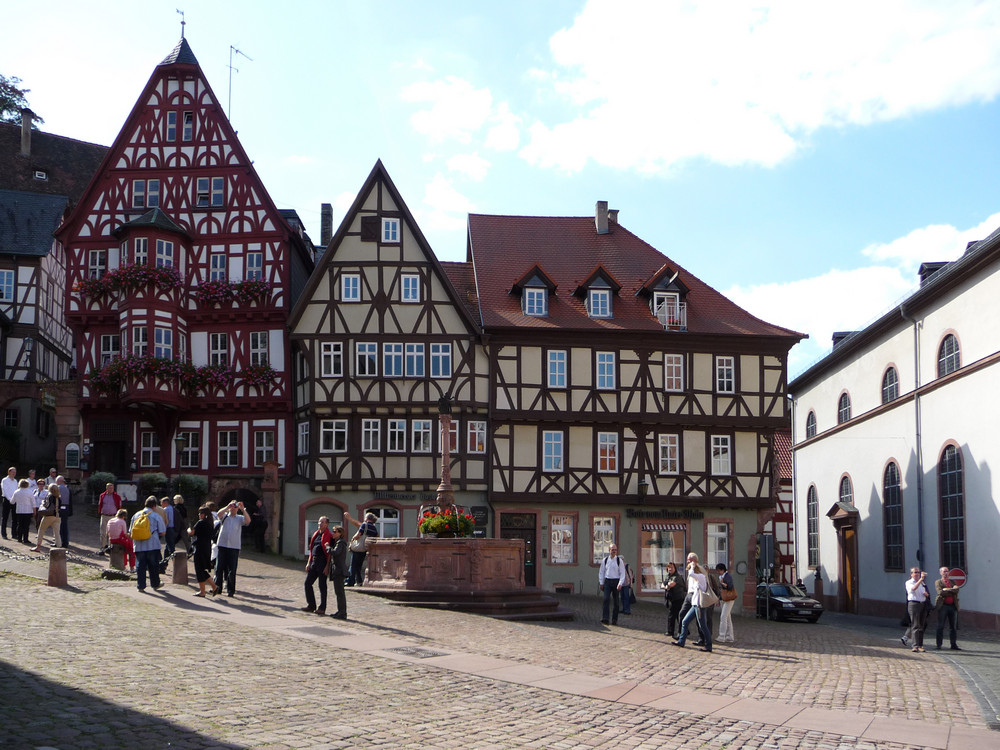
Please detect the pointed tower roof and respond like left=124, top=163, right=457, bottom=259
left=159, top=37, right=199, bottom=66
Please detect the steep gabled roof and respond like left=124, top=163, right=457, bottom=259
left=467, top=213, right=803, bottom=339
left=113, top=207, right=190, bottom=238
left=0, top=189, right=68, bottom=256
left=159, top=37, right=199, bottom=66
left=289, top=160, right=480, bottom=334
left=0, top=122, right=107, bottom=202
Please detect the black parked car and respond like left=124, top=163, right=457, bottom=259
left=756, top=582, right=824, bottom=622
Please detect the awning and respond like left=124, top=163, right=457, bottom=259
left=641, top=523, right=687, bottom=531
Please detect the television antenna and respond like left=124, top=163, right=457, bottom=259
left=228, top=45, right=253, bottom=120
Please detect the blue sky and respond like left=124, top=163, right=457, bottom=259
left=6, top=0, right=1000, bottom=375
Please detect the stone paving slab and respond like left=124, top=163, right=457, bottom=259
left=863, top=716, right=952, bottom=748
left=710, top=695, right=804, bottom=724
left=617, top=683, right=680, bottom=706
left=783, top=705, right=876, bottom=735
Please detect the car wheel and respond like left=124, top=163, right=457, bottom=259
left=768, top=606, right=780, bottom=621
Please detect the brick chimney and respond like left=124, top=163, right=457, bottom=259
left=320, top=203, right=333, bottom=247
left=595, top=200, right=609, bottom=234
left=20, top=108, right=35, bottom=157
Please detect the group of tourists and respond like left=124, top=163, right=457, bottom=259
left=599, top=549, right=737, bottom=651
left=900, top=566, right=962, bottom=652
left=300, top=511, right=379, bottom=620
left=0, top=466, right=71, bottom=550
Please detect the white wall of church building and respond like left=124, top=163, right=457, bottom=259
left=791, top=232, right=1000, bottom=631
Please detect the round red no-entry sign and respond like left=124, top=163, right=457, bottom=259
left=949, top=568, right=967, bottom=587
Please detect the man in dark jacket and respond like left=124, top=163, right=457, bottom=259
left=329, top=525, right=349, bottom=620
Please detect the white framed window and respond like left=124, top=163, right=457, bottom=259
left=218, top=430, right=238, bottom=467
left=297, top=422, right=309, bottom=456
left=147, top=179, right=160, bottom=208
left=120, top=240, right=128, bottom=266
left=250, top=331, right=268, bottom=366
left=383, top=343, right=403, bottom=377
left=100, top=334, right=121, bottom=365
left=412, top=420, right=433, bottom=453
left=320, top=342, right=343, bottom=377
left=132, top=326, right=148, bottom=356
left=182, top=111, right=194, bottom=141
left=524, top=287, right=547, bottom=316
left=659, top=434, right=679, bottom=475
left=401, top=274, right=420, bottom=302
left=430, top=343, right=451, bottom=378
left=707, top=523, right=730, bottom=568
left=382, top=218, right=400, bottom=243
left=587, top=288, right=611, bottom=318
left=132, top=179, right=146, bottom=209
left=368, top=507, right=400, bottom=538
left=140, top=432, right=160, bottom=467
left=653, top=291, right=682, bottom=327
left=342, top=273, right=360, bottom=302
left=716, top=356, right=735, bottom=394
left=210, top=332, right=229, bottom=367
left=166, top=111, right=177, bottom=141
left=711, top=435, right=731, bottom=475
left=468, top=420, right=486, bottom=453
left=196, top=177, right=210, bottom=206
left=196, top=176, right=225, bottom=207
left=154, top=327, right=172, bottom=359
left=548, top=350, right=566, bottom=389
left=0, top=270, right=12, bottom=302
left=362, top=419, right=381, bottom=452
left=448, top=421, right=459, bottom=453
left=210, top=253, right=227, bottom=281
left=598, top=432, right=618, bottom=473
left=405, top=343, right=425, bottom=377
left=155, top=239, right=174, bottom=268
left=88, top=249, right=107, bottom=279
left=254, top=431, right=275, bottom=466
left=543, top=430, right=564, bottom=472
left=387, top=419, right=407, bottom=452
left=179, top=431, right=200, bottom=469
left=664, top=353, right=684, bottom=392
left=596, top=351, right=616, bottom=390
left=134, top=237, right=148, bottom=265
left=592, top=515, right=616, bottom=564
left=246, top=251, right=263, bottom=280
left=550, top=513, right=575, bottom=564
left=356, top=343, right=377, bottom=376
left=320, top=419, right=348, bottom=453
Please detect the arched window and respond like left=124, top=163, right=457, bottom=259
left=805, top=411, right=817, bottom=439
left=807, top=485, right=819, bottom=567
left=839, top=476, right=853, bottom=505
left=938, top=334, right=960, bottom=377
left=883, top=462, right=903, bottom=570
left=939, top=445, right=965, bottom=570
left=837, top=393, right=851, bottom=424
left=881, top=366, right=899, bottom=404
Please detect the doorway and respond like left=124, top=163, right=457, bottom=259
left=500, top=512, right=537, bottom=588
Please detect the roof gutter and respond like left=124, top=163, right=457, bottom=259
left=899, top=301, right=924, bottom=567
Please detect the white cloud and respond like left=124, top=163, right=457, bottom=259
left=520, top=0, right=1000, bottom=173
left=418, top=173, right=475, bottom=233
left=402, top=76, right=494, bottom=144
left=484, top=102, right=521, bottom=151
left=725, top=212, right=1000, bottom=376
left=446, top=153, right=491, bottom=181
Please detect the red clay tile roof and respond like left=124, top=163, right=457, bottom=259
left=467, top=214, right=803, bottom=339
left=440, top=261, right=480, bottom=323
left=0, top=122, right=107, bottom=203
left=774, top=429, right=793, bottom=480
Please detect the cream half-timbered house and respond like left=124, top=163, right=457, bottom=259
left=284, top=162, right=489, bottom=554
left=468, top=204, right=802, bottom=598
left=57, top=39, right=314, bottom=498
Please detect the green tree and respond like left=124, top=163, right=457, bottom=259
left=0, top=74, right=44, bottom=126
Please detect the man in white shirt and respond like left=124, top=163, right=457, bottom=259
left=1, top=466, right=19, bottom=539
left=598, top=543, right=627, bottom=626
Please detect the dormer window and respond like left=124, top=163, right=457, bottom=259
left=653, top=291, right=684, bottom=329
left=524, top=287, right=548, bottom=316
left=382, top=218, right=400, bottom=243
left=587, top=288, right=611, bottom=318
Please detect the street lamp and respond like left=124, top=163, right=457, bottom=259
left=174, top=433, right=187, bottom=465
left=637, top=478, right=649, bottom=504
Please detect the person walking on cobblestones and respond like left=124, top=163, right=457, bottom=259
left=329, top=524, right=348, bottom=619
left=97, top=482, right=121, bottom=550
left=215, top=501, right=250, bottom=597
left=57, top=476, right=72, bottom=547
left=662, top=561, right=686, bottom=637
left=12, top=479, right=35, bottom=544
left=1, top=466, right=18, bottom=539
left=190, top=505, right=218, bottom=597
left=344, top=511, right=378, bottom=586
left=673, top=554, right=712, bottom=652
left=131, top=496, right=167, bottom=592
left=302, top=516, right=332, bottom=614
left=598, top=544, right=626, bottom=625
left=31, top=483, right=61, bottom=552
left=905, top=567, right=930, bottom=652
left=716, top=562, right=736, bottom=643
left=935, top=567, right=961, bottom=651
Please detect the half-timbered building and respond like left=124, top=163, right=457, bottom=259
left=467, top=203, right=802, bottom=601
left=284, top=162, right=489, bottom=555
left=56, top=38, right=314, bottom=510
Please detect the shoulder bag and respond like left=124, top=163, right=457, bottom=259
left=349, top=526, right=368, bottom=553
left=695, top=581, right=719, bottom=608
left=720, top=587, right=738, bottom=602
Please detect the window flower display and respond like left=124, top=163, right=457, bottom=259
left=418, top=508, right=475, bottom=537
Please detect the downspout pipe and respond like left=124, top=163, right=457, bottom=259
left=899, top=301, right=924, bottom=565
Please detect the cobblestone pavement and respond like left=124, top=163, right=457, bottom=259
left=1, top=513, right=999, bottom=749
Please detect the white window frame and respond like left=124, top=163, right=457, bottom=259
left=210, top=332, right=229, bottom=367
left=154, top=327, right=172, bottom=359
left=320, top=342, right=343, bottom=378
left=356, top=343, right=377, bottom=376
left=658, top=434, right=679, bottom=475
left=297, top=422, right=309, bottom=456
left=147, top=178, right=160, bottom=208
left=210, top=252, right=226, bottom=281
left=596, top=351, right=616, bottom=390
left=587, top=288, right=611, bottom=318
left=467, top=420, right=486, bottom=454
left=592, top=516, right=616, bottom=564
left=211, top=177, right=225, bottom=207
left=362, top=419, right=381, bottom=452
left=155, top=239, right=174, bottom=268
left=179, top=430, right=200, bottom=469
left=250, top=331, right=268, bottom=366
left=132, top=326, right=148, bottom=356
left=246, top=251, right=263, bottom=280
left=387, top=419, right=407, bottom=453
left=598, top=431, right=619, bottom=473
left=711, top=435, right=732, bottom=476
left=543, top=430, right=564, bottom=473
left=166, top=111, right=177, bottom=141
left=383, top=343, right=403, bottom=378
left=88, top=249, right=107, bottom=279
left=448, top=422, right=459, bottom=453
left=524, top=287, right=547, bottom=316
left=100, top=334, right=121, bottom=365
left=140, top=432, right=160, bottom=468
left=342, top=273, right=360, bottom=302
left=0, top=270, right=12, bottom=302
left=412, top=419, right=433, bottom=453
left=664, top=353, right=684, bottom=392
left=405, top=343, right=425, bottom=377
left=550, top=513, right=575, bottom=564
left=548, top=350, right=566, bottom=389
left=132, top=179, right=146, bottom=209
left=382, top=218, right=400, bottom=243
left=716, top=356, right=735, bottom=394
left=707, top=522, right=729, bottom=568
left=320, top=419, right=348, bottom=453
left=182, top=111, right=194, bottom=141
left=430, top=343, right=452, bottom=378
left=401, top=274, right=420, bottom=302
left=134, top=237, right=148, bottom=265
left=254, top=430, right=275, bottom=466
left=218, top=430, right=238, bottom=467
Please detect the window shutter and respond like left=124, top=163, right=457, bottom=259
left=360, top=215, right=379, bottom=241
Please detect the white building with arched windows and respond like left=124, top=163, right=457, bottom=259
left=789, top=228, right=1000, bottom=630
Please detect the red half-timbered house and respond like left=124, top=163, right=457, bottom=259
left=57, top=39, right=314, bottom=500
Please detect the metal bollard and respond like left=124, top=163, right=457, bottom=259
left=47, top=547, right=68, bottom=587
left=172, top=550, right=189, bottom=585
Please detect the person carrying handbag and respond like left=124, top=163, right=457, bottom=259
left=672, top=553, right=714, bottom=652
left=716, top=562, right=737, bottom=643
left=344, top=511, right=379, bottom=586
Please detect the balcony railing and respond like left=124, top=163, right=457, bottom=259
left=654, top=301, right=687, bottom=331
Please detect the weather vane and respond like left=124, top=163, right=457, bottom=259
left=228, top=45, right=253, bottom=121
left=176, top=8, right=185, bottom=38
